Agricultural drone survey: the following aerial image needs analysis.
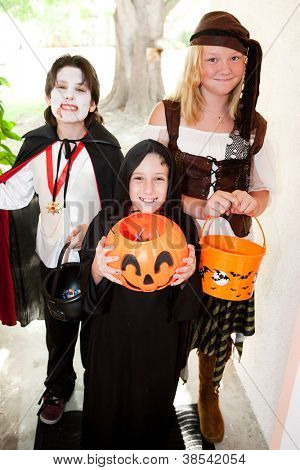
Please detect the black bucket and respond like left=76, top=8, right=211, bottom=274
left=43, top=243, right=82, bottom=322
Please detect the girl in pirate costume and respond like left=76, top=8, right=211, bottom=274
left=0, top=55, right=123, bottom=425
left=144, top=12, right=273, bottom=443
left=80, top=139, right=201, bottom=450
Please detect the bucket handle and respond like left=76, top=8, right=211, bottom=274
left=50, top=242, right=71, bottom=299
left=200, top=216, right=266, bottom=249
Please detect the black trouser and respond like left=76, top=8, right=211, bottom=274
left=40, top=262, right=90, bottom=401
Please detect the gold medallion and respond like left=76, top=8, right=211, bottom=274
left=47, top=201, right=62, bottom=215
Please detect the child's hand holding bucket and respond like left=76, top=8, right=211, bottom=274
left=230, top=190, right=258, bottom=216
left=171, top=244, right=196, bottom=286
left=204, top=190, right=239, bottom=218
left=91, top=236, right=122, bottom=286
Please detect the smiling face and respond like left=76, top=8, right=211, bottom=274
left=129, top=153, right=169, bottom=214
left=46, top=66, right=96, bottom=124
left=201, top=45, right=245, bottom=98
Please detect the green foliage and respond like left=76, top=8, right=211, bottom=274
left=0, top=0, right=62, bottom=21
left=0, top=78, right=21, bottom=175
left=1, top=0, right=105, bottom=47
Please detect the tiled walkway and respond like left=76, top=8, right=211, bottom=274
left=0, top=320, right=268, bottom=450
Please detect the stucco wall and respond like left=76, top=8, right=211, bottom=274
left=207, top=0, right=300, bottom=448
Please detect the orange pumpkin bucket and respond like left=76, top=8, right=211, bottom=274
left=199, top=217, right=266, bottom=301
left=105, top=213, right=188, bottom=292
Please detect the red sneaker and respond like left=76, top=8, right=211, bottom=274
left=38, top=392, right=65, bottom=425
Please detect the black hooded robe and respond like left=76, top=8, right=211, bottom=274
left=80, top=207, right=201, bottom=450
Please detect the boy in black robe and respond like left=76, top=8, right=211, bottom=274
left=81, top=139, right=202, bottom=449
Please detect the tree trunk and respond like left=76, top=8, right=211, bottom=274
left=100, top=0, right=134, bottom=111
left=101, top=0, right=179, bottom=117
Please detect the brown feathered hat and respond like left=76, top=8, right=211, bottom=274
left=190, top=11, right=262, bottom=140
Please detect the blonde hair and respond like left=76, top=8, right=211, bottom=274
left=168, top=46, right=244, bottom=125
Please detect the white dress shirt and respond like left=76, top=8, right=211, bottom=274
left=0, top=141, right=101, bottom=267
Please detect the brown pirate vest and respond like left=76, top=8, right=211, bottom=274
left=163, top=100, right=267, bottom=237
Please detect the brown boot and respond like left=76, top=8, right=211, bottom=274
left=197, top=352, right=224, bottom=443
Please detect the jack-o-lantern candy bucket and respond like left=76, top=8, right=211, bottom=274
left=105, top=213, right=189, bottom=292
left=199, top=217, right=266, bottom=301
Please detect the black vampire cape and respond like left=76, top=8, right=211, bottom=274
left=0, top=122, right=123, bottom=326
left=80, top=199, right=202, bottom=450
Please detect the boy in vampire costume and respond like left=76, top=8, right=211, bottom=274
left=0, top=55, right=123, bottom=424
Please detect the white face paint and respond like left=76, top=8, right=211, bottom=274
left=47, top=66, right=96, bottom=124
